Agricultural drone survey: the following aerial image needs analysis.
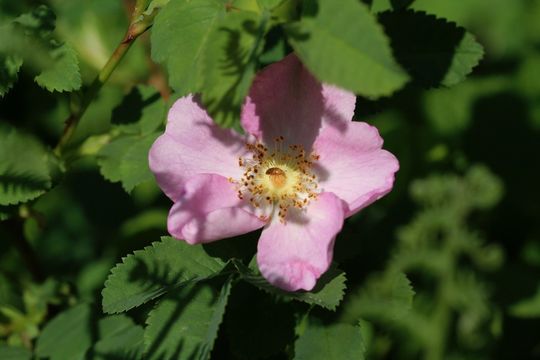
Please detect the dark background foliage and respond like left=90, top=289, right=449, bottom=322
left=1, top=0, right=539, bottom=359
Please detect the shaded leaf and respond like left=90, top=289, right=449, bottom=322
left=102, top=237, right=226, bottom=314
left=111, top=85, right=166, bottom=135
left=93, top=315, right=144, bottom=360
left=286, top=0, right=408, bottom=98
left=510, top=286, right=540, bottom=318
left=379, top=10, right=484, bottom=87
left=144, top=278, right=232, bottom=360
left=201, top=10, right=269, bottom=127
left=236, top=260, right=347, bottom=310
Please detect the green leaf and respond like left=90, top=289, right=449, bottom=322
left=0, top=345, right=31, bottom=360
left=411, top=0, right=526, bottom=59
left=423, top=77, right=507, bottom=136
left=34, top=43, right=81, bottom=92
left=510, top=286, right=540, bottom=318
left=146, top=0, right=171, bottom=15
left=97, top=132, right=160, bottom=192
left=13, top=5, right=56, bottom=39
left=294, top=321, right=365, bottom=360
left=35, top=303, right=92, bottom=360
left=111, top=85, right=166, bottom=135
left=0, top=126, right=52, bottom=206
left=0, top=55, right=23, bottom=98
left=257, top=0, right=284, bottom=9
left=379, top=10, right=484, bottom=87
left=409, top=165, right=503, bottom=210
left=201, top=10, right=268, bottom=127
left=102, top=237, right=226, bottom=314
left=236, top=260, right=347, bottom=310
left=286, top=0, right=408, bottom=98
left=371, top=0, right=416, bottom=13
left=94, top=315, right=144, bottom=360
left=341, top=272, right=414, bottom=323
left=151, top=0, right=226, bottom=95
left=119, top=134, right=160, bottom=191
left=6, top=6, right=82, bottom=92
left=144, top=277, right=233, bottom=360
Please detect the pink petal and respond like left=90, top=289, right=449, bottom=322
left=149, top=95, right=246, bottom=201
left=256, top=192, right=346, bottom=291
left=241, top=54, right=356, bottom=151
left=313, top=121, right=399, bottom=217
left=167, top=174, right=265, bottom=244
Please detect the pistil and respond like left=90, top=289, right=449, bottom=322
left=232, top=136, right=320, bottom=223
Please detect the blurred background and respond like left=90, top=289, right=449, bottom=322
left=1, top=0, right=539, bottom=359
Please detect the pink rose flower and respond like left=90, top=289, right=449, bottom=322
left=149, top=54, right=399, bottom=292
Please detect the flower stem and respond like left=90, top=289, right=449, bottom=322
left=54, top=7, right=159, bottom=156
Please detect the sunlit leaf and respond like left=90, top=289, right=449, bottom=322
left=0, top=55, right=23, bottom=98
left=0, top=126, right=52, bottom=206
left=35, top=303, right=92, bottom=360
left=34, top=43, right=81, bottom=92
left=286, top=0, right=408, bottom=98
left=5, top=5, right=82, bottom=92
left=371, top=0, right=416, bottom=13
left=97, top=132, right=160, bottom=193
left=0, top=345, right=31, bottom=360
left=151, top=0, right=226, bottom=95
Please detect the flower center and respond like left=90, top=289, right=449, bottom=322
left=266, top=167, right=287, bottom=188
left=231, top=136, right=320, bottom=223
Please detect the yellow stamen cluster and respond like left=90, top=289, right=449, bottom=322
left=232, top=136, right=319, bottom=223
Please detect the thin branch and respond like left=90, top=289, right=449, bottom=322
left=54, top=6, right=159, bottom=156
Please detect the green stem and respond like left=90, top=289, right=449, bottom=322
left=54, top=8, right=158, bottom=156
left=134, top=0, right=151, bottom=18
